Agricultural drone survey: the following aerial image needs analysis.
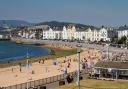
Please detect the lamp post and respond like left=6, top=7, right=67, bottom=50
left=126, top=36, right=128, bottom=49
left=76, top=44, right=82, bottom=89
left=26, top=48, right=29, bottom=68
left=106, top=44, right=110, bottom=61
left=26, top=48, right=29, bottom=89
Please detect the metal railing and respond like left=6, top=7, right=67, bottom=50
left=1, top=70, right=83, bottom=89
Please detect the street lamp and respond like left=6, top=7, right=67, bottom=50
left=106, top=44, right=110, bottom=61
left=26, top=48, right=29, bottom=68
left=76, top=44, right=82, bottom=89
left=26, top=48, right=30, bottom=89
left=126, top=36, right=128, bottom=49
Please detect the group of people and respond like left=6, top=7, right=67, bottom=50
left=10, top=47, right=99, bottom=76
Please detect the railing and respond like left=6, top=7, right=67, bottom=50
left=1, top=70, right=86, bottom=89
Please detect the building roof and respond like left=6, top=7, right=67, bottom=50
left=28, top=25, right=50, bottom=31
left=118, top=25, right=128, bottom=31
left=51, top=26, right=63, bottom=31
left=95, top=61, right=128, bottom=69
left=0, top=31, right=10, bottom=35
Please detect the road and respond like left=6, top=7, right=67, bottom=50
left=11, top=37, right=127, bottom=53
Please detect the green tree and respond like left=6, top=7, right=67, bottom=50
left=82, top=36, right=85, bottom=41
left=111, top=35, right=118, bottom=43
left=117, top=36, right=127, bottom=44
left=35, top=32, right=40, bottom=39
left=71, top=36, right=74, bottom=41
left=100, top=38, right=104, bottom=42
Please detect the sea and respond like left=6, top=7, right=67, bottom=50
left=0, top=41, right=50, bottom=63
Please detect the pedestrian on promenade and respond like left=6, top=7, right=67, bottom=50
left=69, top=58, right=71, bottom=62
left=42, top=59, right=45, bottom=64
left=67, top=62, right=70, bottom=68
left=20, top=67, right=21, bottom=72
left=45, top=67, right=48, bottom=72
left=12, top=68, right=13, bottom=72
left=18, top=62, right=22, bottom=72
left=63, top=60, right=66, bottom=63
left=39, top=60, right=41, bottom=64
left=64, top=67, right=67, bottom=75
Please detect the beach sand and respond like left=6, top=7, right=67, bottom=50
left=0, top=44, right=101, bottom=87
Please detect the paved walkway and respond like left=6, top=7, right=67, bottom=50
left=11, top=37, right=128, bottom=53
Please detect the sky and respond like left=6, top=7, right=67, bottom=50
left=0, top=0, right=128, bottom=27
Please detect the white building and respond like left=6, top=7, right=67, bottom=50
left=42, top=27, right=61, bottom=40
left=0, top=34, right=3, bottom=38
left=62, top=26, right=68, bottom=40
left=75, top=28, right=92, bottom=41
left=18, top=28, right=30, bottom=38
left=118, top=30, right=128, bottom=38
left=75, top=27, right=110, bottom=42
left=117, top=25, right=128, bottom=39
left=17, top=25, right=110, bottom=42
left=99, top=28, right=110, bottom=41
left=62, top=25, right=76, bottom=40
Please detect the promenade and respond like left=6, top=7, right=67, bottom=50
left=11, top=37, right=128, bottom=53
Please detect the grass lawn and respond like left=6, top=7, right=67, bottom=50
left=0, top=48, right=77, bottom=68
left=54, top=79, right=128, bottom=89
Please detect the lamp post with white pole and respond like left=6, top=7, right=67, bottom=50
left=26, top=48, right=29, bottom=68
left=26, top=48, right=29, bottom=89
left=106, top=43, right=110, bottom=61
left=76, top=44, right=82, bottom=89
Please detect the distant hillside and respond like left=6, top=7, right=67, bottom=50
left=0, top=20, right=32, bottom=28
left=0, top=20, right=98, bottom=31
left=36, top=21, right=96, bottom=29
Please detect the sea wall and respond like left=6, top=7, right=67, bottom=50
left=10, top=37, right=76, bottom=48
left=11, top=37, right=50, bottom=45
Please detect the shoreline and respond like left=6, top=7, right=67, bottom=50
left=0, top=40, right=50, bottom=64
left=0, top=42, right=77, bottom=68
left=0, top=46, right=101, bottom=87
left=0, top=38, right=102, bottom=88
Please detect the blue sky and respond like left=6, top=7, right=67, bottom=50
left=0, top=0, right=128, bottom=26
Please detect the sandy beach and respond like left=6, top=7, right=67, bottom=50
left=0, top=44, right=101, bottom=88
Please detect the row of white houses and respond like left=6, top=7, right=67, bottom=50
left=18, top=25, right=111, bottom=42
left=118, top=30, right=128, bottom=38
left=116, top=25, right=128, bottom=39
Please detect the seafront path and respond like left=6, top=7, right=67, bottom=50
left=11, top=37, right=128, bottom=53
left=0, top=37, right=127, bottom=89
